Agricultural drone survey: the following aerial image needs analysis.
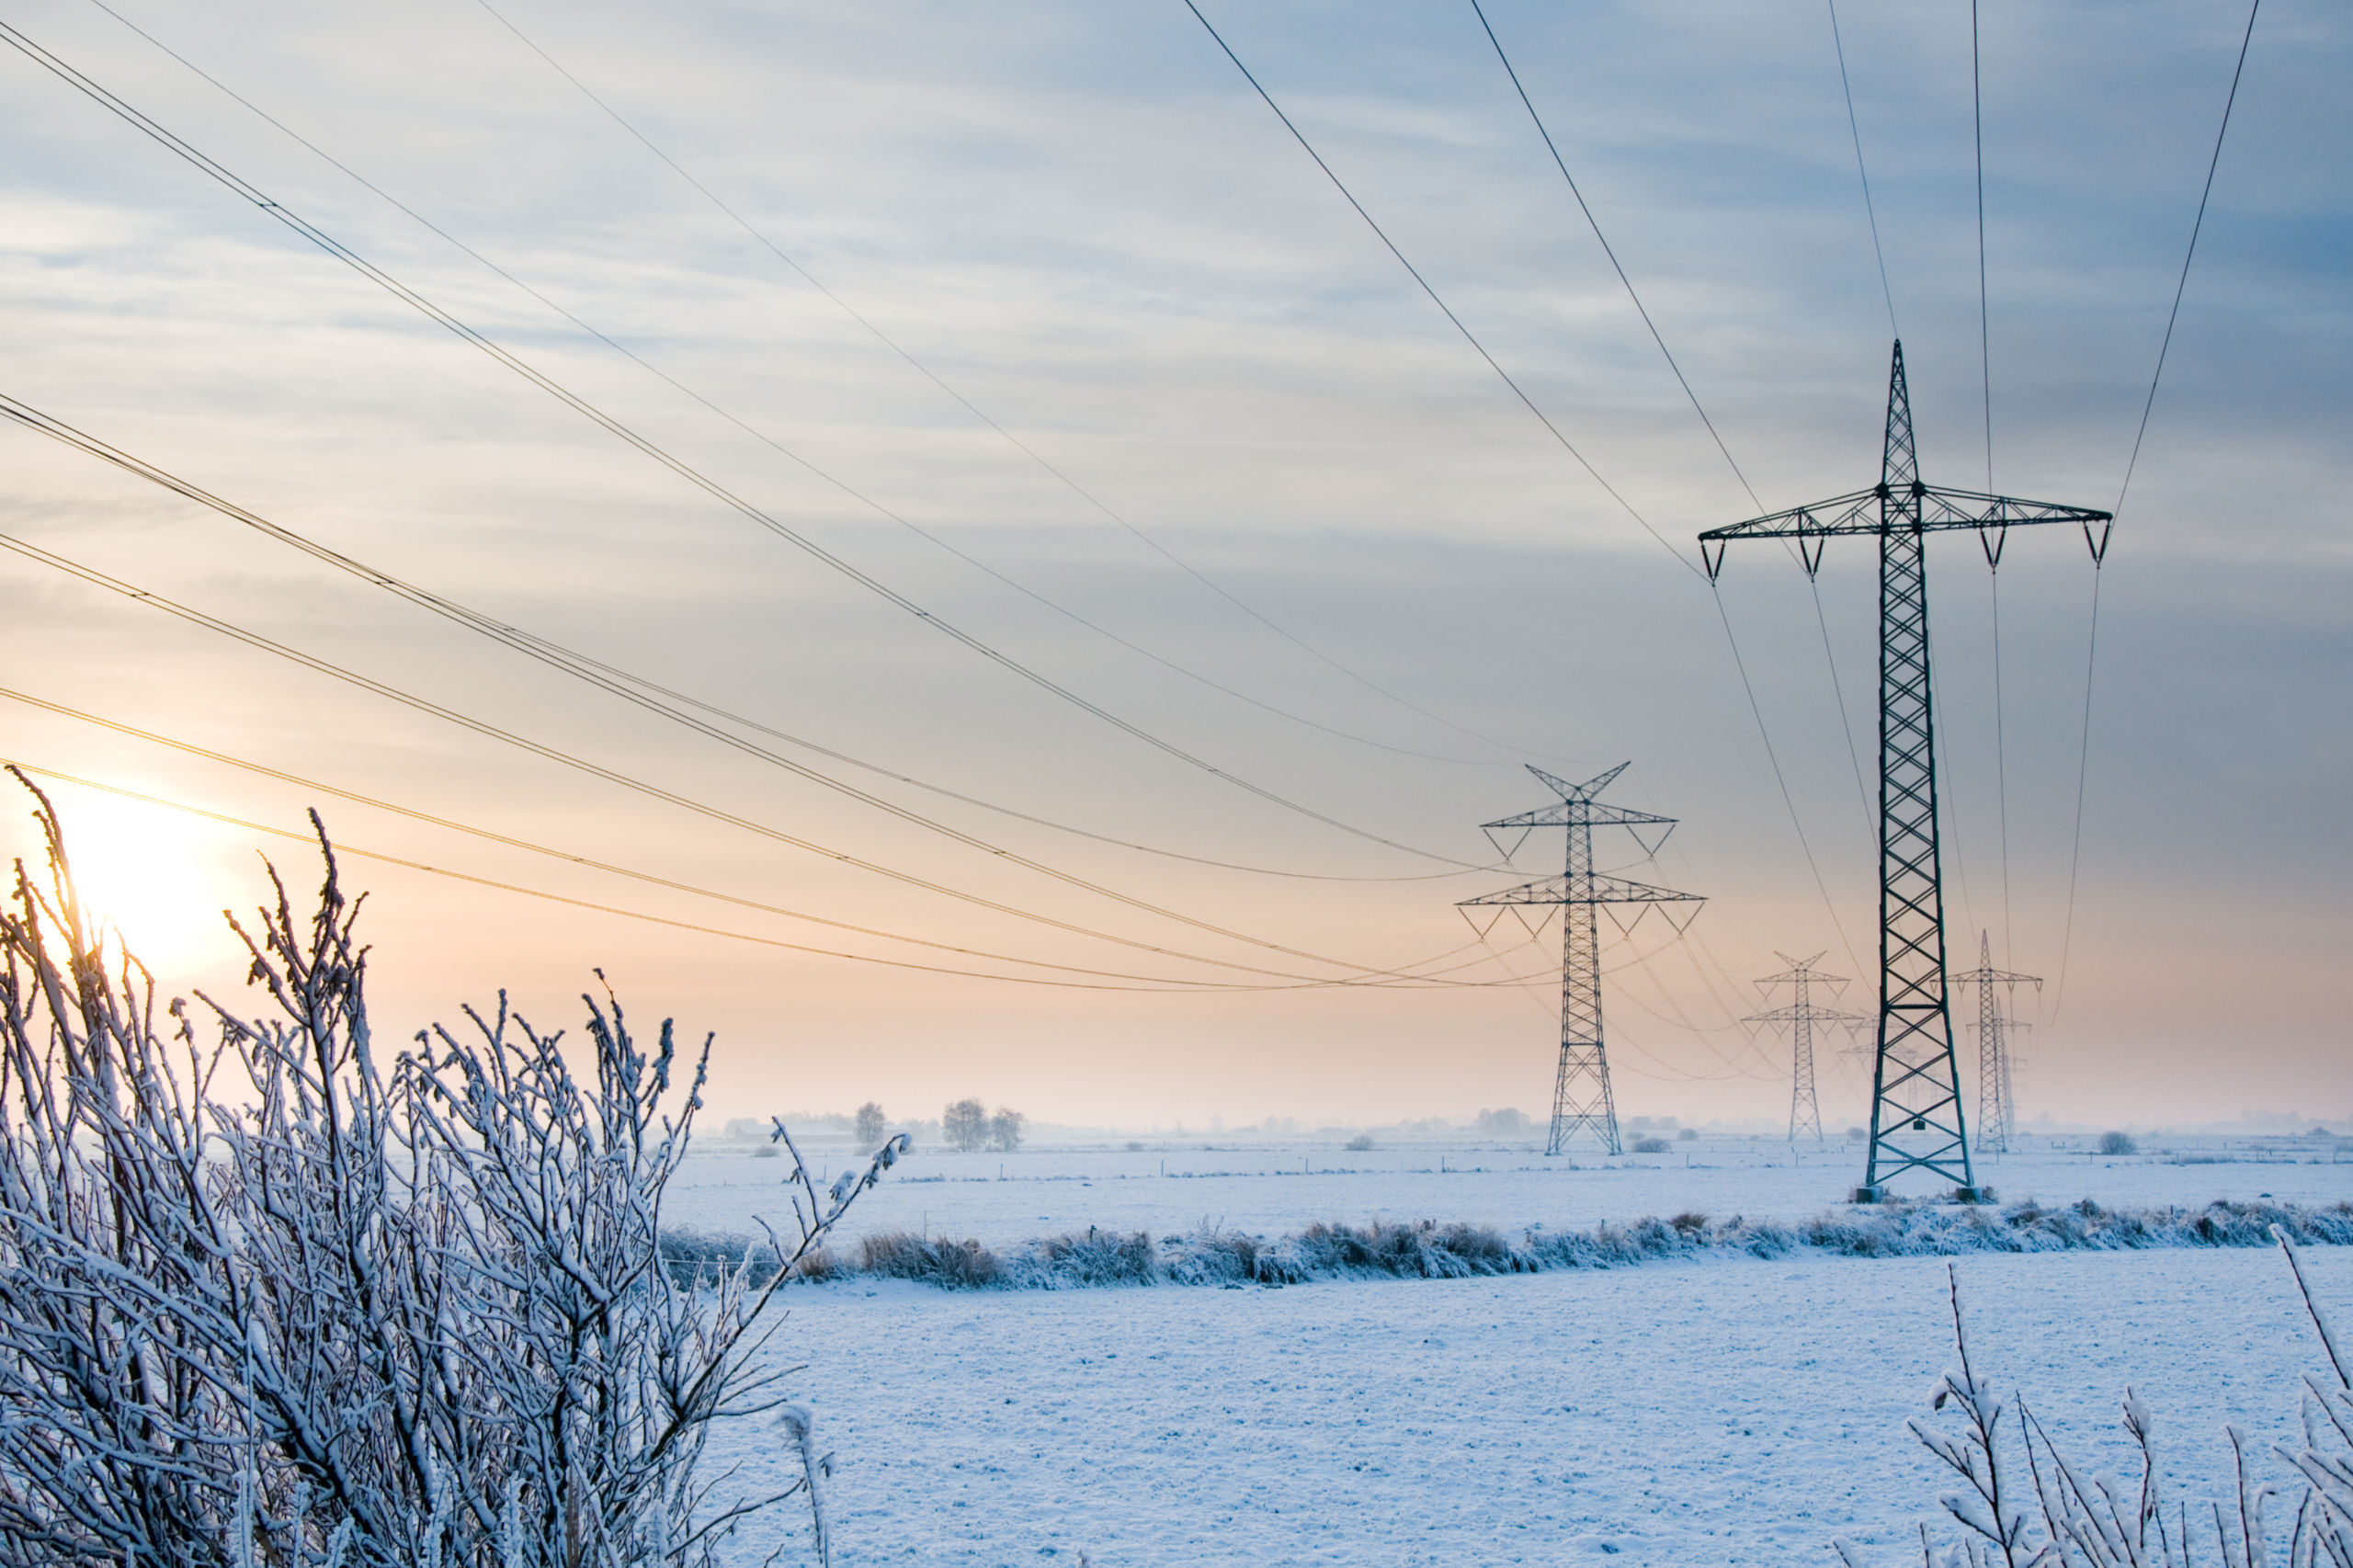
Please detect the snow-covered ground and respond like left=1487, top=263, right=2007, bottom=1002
left=678, top=1139, right=2353, bottom=1566
left=667, top=1135, right=2353, bottom=1252
left=713, top=1244, right=2353, bottom=1567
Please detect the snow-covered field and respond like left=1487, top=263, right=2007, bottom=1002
left=682, top=1140, right=2353, bottom=1566
left=668, top=1136, right=2353, bottom=1253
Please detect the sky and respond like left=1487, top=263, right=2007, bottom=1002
left=0, top=0, right=2345, bottom=1132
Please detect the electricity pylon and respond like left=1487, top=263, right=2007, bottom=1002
left=1461, top=764, right=1702, bottom=1157
left=1747, top=953, right=1870, bottom=1144
left=1699, top=342, right=2110, bottom=1200
left=1953, top=931, right=2040, bottom=1153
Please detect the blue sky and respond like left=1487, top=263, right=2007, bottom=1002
left=0, top=0, right=2344, bottom=1128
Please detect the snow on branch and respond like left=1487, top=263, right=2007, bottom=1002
left=0, top=772, right=886, bottom=1566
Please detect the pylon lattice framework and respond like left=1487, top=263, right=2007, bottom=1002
left=1461, top=763, right=1702, bottom=1157
left=1699, top=341, right=2109, bottom=1199
left=1954, top=930, right=2040, bottom=1154
left=1747, top=952, right=1871, bottom=1144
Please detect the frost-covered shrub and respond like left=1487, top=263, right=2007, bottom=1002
left=1631, top=1136, right=1672, bottom=1153
left=683, top=1198, right=2353, bottom=1296
left=1843, top=1235, right=2353, bottom=1568
left=1161, top=1227, right=1304, bottom=1287
left=857, top=1231, right=1003, bottom=1288
left=1017, top=1229, right=1154, bottom=1288
left=1343, top=1132, right=1376, bottom=1152
left=1433, top=1221, right=1513, bottom=1271
left=0, top=781, right=894, bottom=1567
left=1280, top=1220, right=1516, bottom=1279
left=2098, top=1129, right=2139, bottom=1154
left=661, top=1227, right=786, bottom=1286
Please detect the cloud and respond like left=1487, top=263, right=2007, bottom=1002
left=0, top=0, right=2342, bottom=1125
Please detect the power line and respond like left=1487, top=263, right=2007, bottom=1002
left=0, top=685, right=1429, bottom=989
left=1971, top=0, right=2014, bottom=968
left=2056, top=0, right=2261, bottom=1017
left=1817, top=0, right=1902, bottom=864
left=0, top=390, right=1489, bottom=886
left=2113, top=0, right=2260, bottom=520
left=1467, top=918, right=1762, bottom=1084
left=6, top=759, right=1504, bottom=994
left=2, top=757, right=1225, bottom=992
left=0, top=528, right=1444, bottom=984
left=2, top=689, right=1551, bottom=1001
left=2052, top=573, right=2103, bottom=1018
left=1179, top=0, right=1696, bottom=574
left=1467, top=0, right=1762, bottom=515
left=0, top=18, right=1485, bottom=870
left=1184, top=2, right=1885, bottom=989
left=447, top=0, right=1559, bottom=770
left=1825, top=0, right=1898, bottom=336
left=1991, top=574, right=2012, bottom=966
left=1468, top=1, right=1878, bottom=869
left=79, top=0, right=1535, bottom=776
left=1972, top=0, right=1993, bottom=495
left=1809, top=575, right=1877, bottom=851
left=1709, top=588, right=1864, bottom=978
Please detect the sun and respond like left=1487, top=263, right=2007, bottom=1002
left=33, top=788, right=251, bottom=978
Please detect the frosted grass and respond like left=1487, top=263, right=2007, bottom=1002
left=665, top=1195, right=2353, bottom=1292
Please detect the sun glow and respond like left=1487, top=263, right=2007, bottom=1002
left=39, top=790, right=249, bottom=978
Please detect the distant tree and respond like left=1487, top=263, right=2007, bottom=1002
left=2097, top=1130, right=2138, bottom=1155
left=1631, top=1137, right=1672, bottom=1153
left=855, top=1100, right=888, bottom=1146
left=1473, top=1108, right=1530, bottom=1135
left=943, top=1097, right=989, bottom=1153
left=1343, top=1132, right=1376, bottom=1152
left=1677, top=1128, right=1699, bottom=1142
left=989, top=1108, right=1027, bottom=1153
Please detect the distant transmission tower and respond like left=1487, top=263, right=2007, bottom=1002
left=1953, top=931, right=2041, bottom=1153
left=1748, top=953, right=1870, bottom=1144
left=1461, top=764, right=1702, bottom=1157
left=1699, top=342, right=2109, bottom=1200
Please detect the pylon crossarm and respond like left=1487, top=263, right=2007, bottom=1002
left=1699, top=486, right=2109, bottom=546
left=1526, top=762, right=1629, bottom=800
left=1460, top=874, right=1705, bottom=908
left=1915, top=486, right=2113, bottom=531
left=1698, top=488, right=1881, bottom=546
left=1699, top=483, right=2112, bottom=582
left=1482, top=801, right=1677, bottom=830
left=1953, top=969, right=2043, bottom=988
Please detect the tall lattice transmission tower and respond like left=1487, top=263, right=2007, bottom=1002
left=1461, top=764, right=1702, bottom=1157
left=1699, top=342, right=2109, bottom=1200
left=1747, top=953, right=1870, bottom=1144
left=1953, top=931, right=2040, bottom=1153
